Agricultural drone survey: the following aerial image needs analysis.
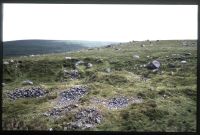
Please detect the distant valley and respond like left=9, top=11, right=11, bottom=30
left=3, top=40, right=118, bottom=57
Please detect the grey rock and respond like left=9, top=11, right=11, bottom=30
left=146, top=60, right=161, bottom=70
left=65, top=57, right=72, bottom=60
left=22, top=80, right=33, bottom=85
left=168, top=63, right=176, bottom=68
left=133, top=55, right=140, bottom=59
left=3, top=61, right=9, bottom=65
left=105, top=68, right=111, bottom=73
left=181, top=60, right=187, bottom=64
left=87, top=63, right=93, bottom=68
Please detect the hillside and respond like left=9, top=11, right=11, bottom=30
left=2, top=40, right=197, bottom=131
left=3, top=40, right=117, bottom=57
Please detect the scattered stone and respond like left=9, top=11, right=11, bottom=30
left=65, top=57, right=72, bottom=60
left=146, top=60, right=161, bottom=70
left=182, top=42, right=188, bottom=46
left=58, top=86, right=88, bottom=105
left=2, top=83, right=5, bottom=87
left=181, top=60, right=187, bottom=64
left=75, top=61, right=85, bottom=67
left=87, top=63, right=93, bottom=68
left=152, top=69, right=159, bottom=73
left=22, top=80, right=33, bottom=85
left=63, top=69, right=68, bottom=73
left=171, top=71, right=174, bottom=76
left=7, top=86, right=47, bottom=100
left=63, top=69, right=79, bottom=79
left=69, top=70, right=79, bottom=79
left=133, top=55, right=140, bottom=59
left=30, top=55, right=35, bottom=57
left=10, top=59, right=14, bottom=63
left=115, top=48, right=121, bottom=50
left=105, top=68, right=111, bottom=73
left=141, top=44, right=145, bottom=47
left=184, top=53, right=192, bottom=56
left=44, top=104, right=77, bottom=117
left=66, top=108, right=102, bottom=130
left=49, top=128, right=53, bottom=131
left=3, top=61, right=9, bottom=65
left=168, top=63, right=176, bottom=68
left=107, top=97, right=128, bottom=109
left=96, top=59, right=103, bottom=63
left=107, top=97, right=143, bottom=109
left=147, top=56, right=150, bottom=58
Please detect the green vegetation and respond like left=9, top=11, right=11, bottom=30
left=2, top=40, right=197, bottom=131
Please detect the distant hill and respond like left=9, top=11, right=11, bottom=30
left=3, top=40, right=117, bottom=57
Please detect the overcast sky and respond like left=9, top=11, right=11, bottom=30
left=3, top=4, right=198, bottom=42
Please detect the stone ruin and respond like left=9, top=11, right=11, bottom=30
left=7, top=86, right=48, bottom=100
left=58, top=86, right=88, bottom=105
left=65, top=108, right=102, bottom=130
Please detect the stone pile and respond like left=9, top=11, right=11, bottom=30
left=107, top=97, right=129, bottom=109
left=63, top=70, right=79, bottom=79
left=66, top=108, right=102, bottom=130
left=7, top=87, right=47, bottom=100
left=58, top=86, right=88, bottom=105
left=69, top=70, right=79, bottom=79
left=43, top=104, right=77, bottom=117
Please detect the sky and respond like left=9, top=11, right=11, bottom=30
left=3, top=4, right=198, bottom=42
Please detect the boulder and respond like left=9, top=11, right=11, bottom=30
left=146, top=60, right=161, bottom=70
